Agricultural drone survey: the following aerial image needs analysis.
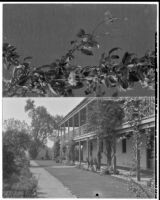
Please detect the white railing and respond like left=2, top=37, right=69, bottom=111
left=80, top=123, right=88, bottom=135
left=65, top=123, right=89, bottom=139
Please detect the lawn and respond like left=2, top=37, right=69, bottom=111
left=35, top=160, right=136, bottom=198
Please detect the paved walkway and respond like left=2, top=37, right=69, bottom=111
left=30, top=160, right=75, bottom=198
left=35, top=160, right=136, bottom=198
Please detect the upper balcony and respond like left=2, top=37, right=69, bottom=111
left=58, top=97, right=155, bottom=142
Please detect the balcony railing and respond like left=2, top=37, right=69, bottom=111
left=80, top=123, right=88, bottom=135
left=60, top=98, right=155, bottom=141
left=63, top=124, right=89, bottom=139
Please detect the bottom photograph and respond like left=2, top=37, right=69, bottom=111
left=2, top=97, right=156, bottom=198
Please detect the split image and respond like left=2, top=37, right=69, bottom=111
left=2, top=2, right=158, bottom=199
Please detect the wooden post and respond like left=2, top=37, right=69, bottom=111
left=136, top=137, right=141, bottom=181
left=60, top=126, right=62, bottom=141
left=73, top=116, right=75, bottom=137
left=113, top=133, right=117, bottom=174
left=68, top=120, right=70, bottom=140
left=96, top=98, right=101, bottom=170
left=87, top=138, right=89, bottom=160
left=97, top=136, right=101, bottom=170
left=79, top=141, right=81, bottom=163
left=60, top=126, right=62, bottom=159
left=64, top=123, right=66, bottom=140
left=58, top=127, right=59, bottom=137
left=86, top=105, right=88, bottom=132
left=78, top=112, right=81, bottom=135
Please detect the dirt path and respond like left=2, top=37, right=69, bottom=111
left=30, top=160, right=75, bottom=198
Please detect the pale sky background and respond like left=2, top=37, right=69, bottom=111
left=2, top=97, right=84, bottom=147
left=2, top=97, right=84, bottom=124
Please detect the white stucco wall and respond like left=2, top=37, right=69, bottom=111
left=116, top=137, right=135, bottom=168
left=116, top=135, right=147, bottom=169
left=82, top=135, right=148, bottom=169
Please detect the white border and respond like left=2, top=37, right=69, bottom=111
left=0, top=2, right=159, bottom=200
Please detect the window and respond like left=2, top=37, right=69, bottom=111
left=122, top=139, right=127, bottom=153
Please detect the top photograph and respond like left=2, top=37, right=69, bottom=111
left=3, top=3, right=157, bottom=97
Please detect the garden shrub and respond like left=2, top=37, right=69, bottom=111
left=3, top=144, right=19, bottom=180
left=128, top=178, right=155, bottom=198
left=3, top=163, right=38, bottom=198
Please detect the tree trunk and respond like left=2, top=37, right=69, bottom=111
left=105, top=138, right=112, bottom=167
left=97, top=137, right=101, bottom=170
left=113, top=134, right=117, bottom=174
left=136, top=139, right=141, bottom=181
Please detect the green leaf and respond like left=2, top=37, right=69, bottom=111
left=122, top=52, right=135, bottom=65
left=81, top=48, right=93, bottom=56
left=47, top=83, right=58, bottom=96
left=77, top=29, right=85, bottom=38
left=23, top=56, right=33, bottom=61
left=70, top=40, right=77, bottom=45
left=119, top=78, right=129, bottom=89
left=108, top=75, right=117, bottom=84
left=108, top=47, right=121, bottom=56
left=111, top=55, right=119, bottom=59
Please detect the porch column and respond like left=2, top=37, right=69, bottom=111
left=79, top=141, right=81, bottom=163
left=78, top=111, right=81, bottom=135
left=87, top=138, right=89, bottom=160
left=60, top=126, right=62, bottom=157
left=60, top=126, right=62, bottom=140
left=86, top=105, right=88, bottom=132
left=72, top=116, right=75, bottom=137
left=63, top=122, right=66, bottom=140
left=97, top=137, right=100, bottom=152
left=68, top=120, right=70, bottom=140
left=97, top=136, right=101, bottom=169
left=58, top=127, right=59, bottom=137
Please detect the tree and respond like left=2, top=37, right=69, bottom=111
left=53, top=115, right=63, bottom=129
left=3, top=119, right=31, bottom=156
left=88, top=99, right=125, bottom=173
left=25, top=99, right=56, bottom=158
left=45, top=149, right=50, bottom=160
left=68, top=139, right=76, bottom=162
left=123, top=97, right=155, bottom=181
left=3, top=130, right=31, bottom=157
left=3, top=142, right=18, bottom=181
left=3, top=11, right=156, bottom=97
left=3, top=119, right=31, bottom=181
left=53, top=138, right=60, bottom=161
left=3, top=118, right=31, bottom=133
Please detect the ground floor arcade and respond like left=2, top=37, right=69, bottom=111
left=73, top=125, right=155, bottom=171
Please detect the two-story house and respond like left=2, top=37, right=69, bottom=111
left=57, top=97, right=155, bottom=171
